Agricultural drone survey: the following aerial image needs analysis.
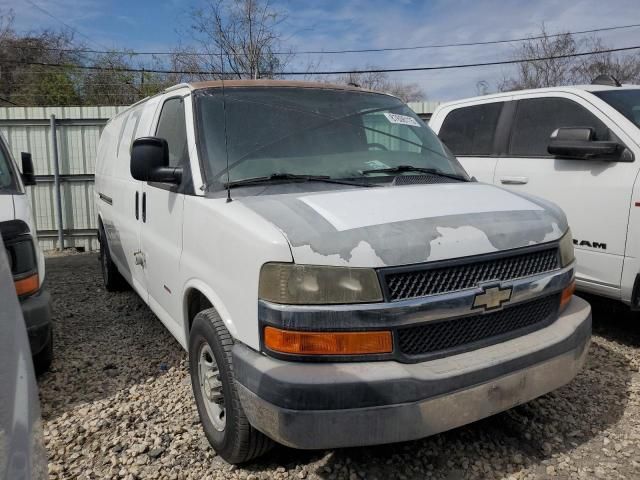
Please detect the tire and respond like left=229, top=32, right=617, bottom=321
left=33, top=334, right=53, bottom=375
left=189, top=308, right=274, bottom=464
left=98, top=225, right=127, bottom=292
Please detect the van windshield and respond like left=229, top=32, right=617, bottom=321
left=194, top=87, right=468, bottom=190
left=0, top=146, right=17, bottom=192
left=593, top=89, right=640, bottom=128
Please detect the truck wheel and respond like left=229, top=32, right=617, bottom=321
left=33, top=334, right=53, bottom=375
left=98, top=226, right=127, bottom=292
left=189, top=308, right=274, bottom=464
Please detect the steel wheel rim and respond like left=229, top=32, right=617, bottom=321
left=197, top=343, right=226, bottom=431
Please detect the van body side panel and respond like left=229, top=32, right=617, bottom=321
left=96, top=96, right=164, bottom=299
left=180, top=196, right=292, bottom=349
left=96, top=113, right=144, bottom=293
left=0, top=194, right=14, bottom=221
left=622, top=166, right=640, bottom=303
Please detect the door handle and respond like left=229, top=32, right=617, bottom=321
left=500, top=176, right=529, bottom=185
left=142, top=192, right=147, bottom=222
left=135, top=191, right=139, bottom=220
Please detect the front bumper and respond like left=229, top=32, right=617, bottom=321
left=21, top=288, right=52, bottom=356
left=234, top=296, right=591, bottom=449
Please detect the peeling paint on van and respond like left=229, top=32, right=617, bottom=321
left=240, top=183, right=568, bottom=268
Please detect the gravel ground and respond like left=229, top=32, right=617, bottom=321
left=39, top=253, right=640, bottom=480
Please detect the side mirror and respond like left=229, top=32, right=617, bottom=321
left=20, top=152, right=36, bottom=186
left=547, top=127, right=631, bottom=161
left=130, top=137, right=182, bottom=184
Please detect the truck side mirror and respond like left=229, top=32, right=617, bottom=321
left=547, top=127, right=632, bottom=162
left=130, top=137, right=182, bottom=184
left=20, top=152, right=36, bottom=186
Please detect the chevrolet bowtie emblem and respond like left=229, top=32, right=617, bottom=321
left=473, top=285, right=512, bottom=311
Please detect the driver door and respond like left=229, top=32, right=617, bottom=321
left=494, top=93, right=636, bottom=294
left=140, top=93, right=192, bottom=337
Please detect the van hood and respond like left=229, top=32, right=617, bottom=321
left=239, top=183, right=568, bottom=268
left=0, top=195, right=14, bottom=223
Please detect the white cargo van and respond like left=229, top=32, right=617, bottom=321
left=0, top=135, right=52, bottom=373
left=430, top=76, right=640, bottom=308
left=95, top=80, right=590, bottom=463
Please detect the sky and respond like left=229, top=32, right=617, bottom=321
left=3, top=0, right=640, bottom=101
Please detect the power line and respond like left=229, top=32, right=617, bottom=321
left=7, top=22, right=640, bottom=57
left=0, top=95, right=21, bottom=106
left=5, top=44, right=640, bottom=76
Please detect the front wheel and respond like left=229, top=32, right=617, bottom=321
left=189, top=308, right=273, bottom=464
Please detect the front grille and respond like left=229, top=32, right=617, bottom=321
left=384, top=247, right=559, bottom=301
left=397, top=294, right=560, bottom=360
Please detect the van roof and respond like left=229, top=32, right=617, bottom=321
left=186, top=79, right=378, bottom=93
left=108, top=79, right=396, bottom=123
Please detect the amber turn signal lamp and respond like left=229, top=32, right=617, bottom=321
left=264, top=326, right=393, bottom=355
left=14, top=273, right=39, bottom=297
left=560, top=279, right=576, bottom=311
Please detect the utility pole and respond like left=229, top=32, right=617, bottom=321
left=50, top=114, right=64, bottom=251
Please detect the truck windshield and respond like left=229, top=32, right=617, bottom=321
left=593, top=89, right=640, bottom=128
left=0, top=146, right=17, bottom=192
left=194, top=87, right=468, bottom=190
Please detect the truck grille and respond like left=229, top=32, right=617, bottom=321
left=397, top=294, right=560, bottom=360
left=383, top=247, right=559, bottom=301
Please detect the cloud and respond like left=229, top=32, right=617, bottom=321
left=0, top=0, right=105, bottom=31
left=279, top=0, right=640, bottom=100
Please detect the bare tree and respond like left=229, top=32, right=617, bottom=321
left=335, top=69, right=426, bottom=103
left=498, top=26, right=579, bottom=91
left=497, top=25, right=640, bottom=91
left=0, top=13, right=85, bottom=105
left=174, top=0, right=290, bottom=80
left=574, top=36, right=640, bottom=84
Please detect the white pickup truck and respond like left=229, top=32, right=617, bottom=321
left=95, top=80, right=590, bottom=463
left=430, top=76, right=640, bottom=308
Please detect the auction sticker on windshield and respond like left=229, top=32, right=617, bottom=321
left=384, top=112, right=421, bottom=127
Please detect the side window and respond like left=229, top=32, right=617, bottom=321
left=509, top=97, right=609, bottom=157
left=438, top=102, right=503, bottom=156
left=156, top=97, right=188, bottom=167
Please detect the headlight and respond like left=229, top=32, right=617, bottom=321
left=559, top=229, right=575, bottom=267
left=259, top=263, right=383, bottom=304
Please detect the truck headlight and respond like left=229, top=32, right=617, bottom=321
left=559, top=229, right=575, bottom=267
left=259, top=263, right=383, bottom=304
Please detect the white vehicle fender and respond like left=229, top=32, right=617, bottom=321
left=181, top=277, right=236, bottom=346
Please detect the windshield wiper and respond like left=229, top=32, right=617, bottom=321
left=224, top=173, right=374, bottom=189
left=360, top=165, right=469, bottom=182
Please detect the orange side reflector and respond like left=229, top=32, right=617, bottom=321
left=560, top=279, right=576, bottom=311
left=264, top=326, right=393, bottom=355
left=15, top=273, right=39, bottom=297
